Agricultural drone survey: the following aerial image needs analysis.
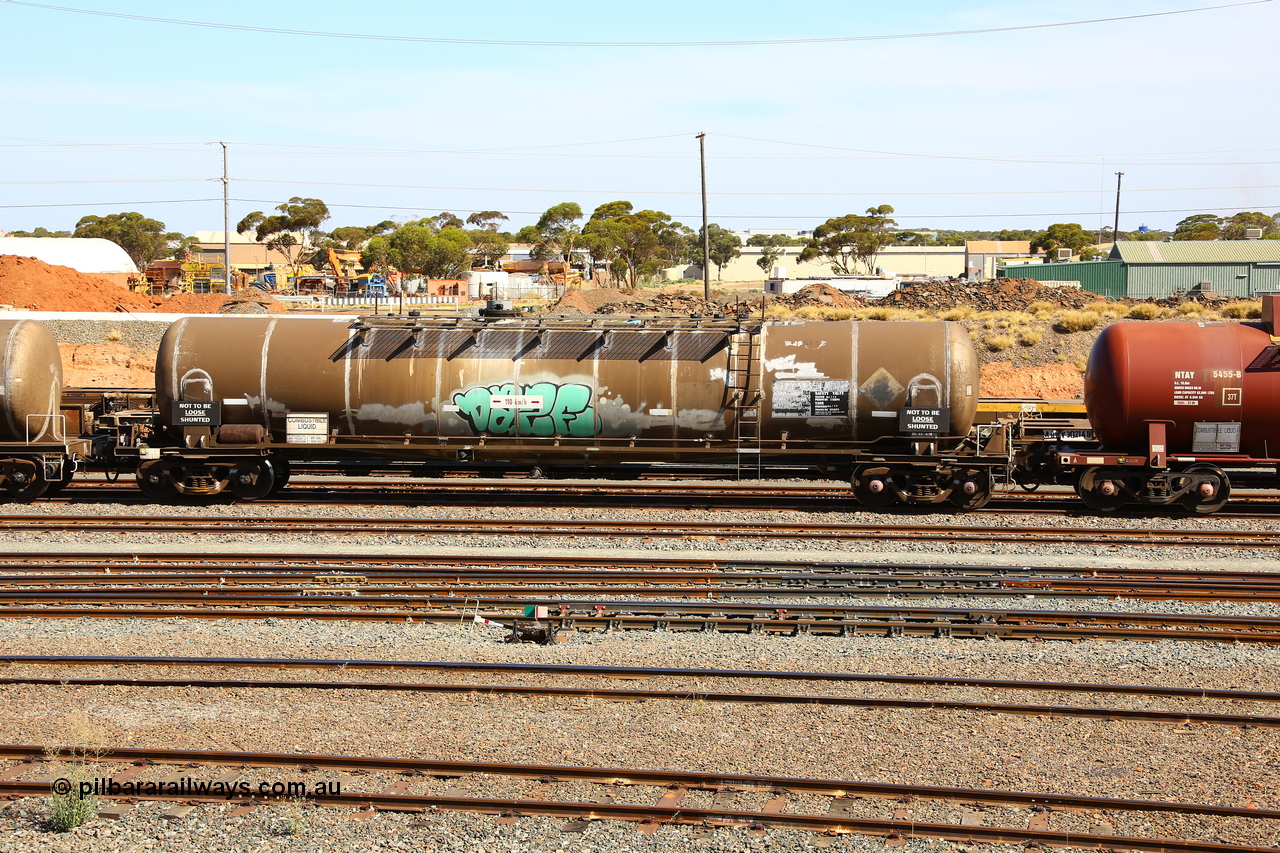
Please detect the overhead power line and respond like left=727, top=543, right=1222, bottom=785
left=228, top=179, right=1280, bottom=197
left=0, top=136, right=1275, bottom=167
left=238, top=200, right=1280, bottom=220
left=0, top=199, right=218, bottom=209
left=2, top=197, right=1276, bottom=220
left=0, top=0, right=1269, bottom=47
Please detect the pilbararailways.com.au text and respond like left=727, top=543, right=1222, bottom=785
left=52, top=777, right=341, bottom=801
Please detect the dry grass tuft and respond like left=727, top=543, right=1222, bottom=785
left=939, top=306, right=976, bottom=321
left=984, top=334, right=1016, bottom=352
left=1018, top=328, right=1043, bottom=347
left=1052, top=310, right=1101, bottom=333
left=45, top=714, right=107, bottom=832
left=1221, top=300, right=1262, bottom=319
left=1127, top=303, right=1164, bottom=320
left=1086, top=301, right=1129, bottom=319
left=856, top=306, right=920, bottom=321
left=1027, top=301, right=1055, bottom=320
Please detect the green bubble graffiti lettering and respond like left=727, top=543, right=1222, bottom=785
left=452, top=382, right=597, bottom=437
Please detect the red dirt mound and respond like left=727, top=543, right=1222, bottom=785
left=0, top=255, right=285, bottom=314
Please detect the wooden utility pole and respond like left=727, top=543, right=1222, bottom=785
left=221, top=142, right=231, bottom=294
left=1113, top=172, right=1124, bottom=244
left=698, top=133, right=710, bottom=300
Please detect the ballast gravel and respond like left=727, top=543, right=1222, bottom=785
left=1, top=498, right=1280, bottom=851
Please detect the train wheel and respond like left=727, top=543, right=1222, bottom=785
left=949, top=470, right=992, bottom=510
left=136, top=459, right=178, bottom=500
left=852, top=466, right=898, bottom=507
left=1178, top=463, right=1230, bottom=514
left=3, top=461, right=47, bottom=502
left=1075, top=466, right=1126, bottom=513
left=229, top=459, right=275, bottom=501
left=268, top=457, right=291, bottom=494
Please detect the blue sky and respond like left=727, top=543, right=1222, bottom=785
left=0, top=0, right=1276, bottom=237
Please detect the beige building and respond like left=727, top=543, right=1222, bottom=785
left=675, top=245, right=965, bottom=282
left=193, top=231, right=301, bottom=272
left=964, top=241, right=1036, bottom=279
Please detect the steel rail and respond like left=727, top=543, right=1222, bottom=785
left=4, top=674, right=1275, bottom=728
left=7, top=573, right=1280, bottom=601
left=3, top=779, right=1272, bottom=852
left=6, top=552, right=1280, bottom=586
left=1, top=592, right=1277, bottom=632
left=48, top=478, right=1280, bottom=520
left=0, top=514, right=1275, bottom=547
left=5, top=654, right=1274, bottom=703
left=6, top=551, right=1280, bottom=579
left=2, top=745, right=1277, bottom=851
left=0, top=604, right=1278, bottom=643
left=5, top=574, right=1280, bottom=603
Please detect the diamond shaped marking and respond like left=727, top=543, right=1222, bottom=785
left=858, top=367, right=905, bottom=409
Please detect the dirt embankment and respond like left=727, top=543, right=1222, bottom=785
left=59, top=343, right=153, bottom=387
left=1, top=255, right=290, bottom=386
left=979, top=362, right=1085, bottom=399
left=0, top=255, right=286, bottom=315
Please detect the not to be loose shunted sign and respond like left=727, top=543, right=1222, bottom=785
left=898, top=406, right=948, bottom=435
left=171, top=401, right=221, bottom=427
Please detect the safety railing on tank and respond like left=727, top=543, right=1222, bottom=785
left=25, top=413, right=65, bottom=445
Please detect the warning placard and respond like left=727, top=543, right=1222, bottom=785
left=286, top=412, right=329, bottom=444
left=171, top=401, right=221, bottom=427
left=898, top=407, right=948, bottom=435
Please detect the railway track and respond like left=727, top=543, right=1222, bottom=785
left=4, top=558, right=1280, bottom=601
left=2, top=744, right=1275, bottom=851
left=2, top=598, right=1279, bottom=642
left=6, top=653, right=1274, bottom=702
left=44, top=477, right=1280, bottom=519
left=0, top=513, right=1277, bottom=548
left=6, top=654, right=1280, bottom=727
left=3, top=550, right=1280, bottom=589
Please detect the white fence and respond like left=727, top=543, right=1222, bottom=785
left=274, top=295, right=464, bottom=310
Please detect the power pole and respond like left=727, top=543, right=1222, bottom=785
left=697, top=132, right=710, bottom=301
left=221, top=141, right=231, bottom=294
left=1113, top=171, right=1124, bottom=245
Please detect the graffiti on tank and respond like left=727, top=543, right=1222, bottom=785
left=452, top=382, right=597, bottom=437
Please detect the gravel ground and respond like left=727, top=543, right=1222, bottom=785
left=2, top=499, right=1280, bottom=851
left=41, top=318, right=174, bottom=353
left=4, top=496, right=1280, bottom=567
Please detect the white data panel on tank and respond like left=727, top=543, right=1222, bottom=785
left=286, top=412, right=329, bottom=444
left=770, top=380, right=850, bottom=418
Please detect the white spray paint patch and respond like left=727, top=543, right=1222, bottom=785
left=764, top=354, right=828, bottom=380
left=354, top=402, right=431, bottom=428
left=596, top=396, right=725, bottom=434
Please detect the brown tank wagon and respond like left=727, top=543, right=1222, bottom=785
left=0, top=319, right=79, bottom=499
left=130, top=313, right=994, bottom=505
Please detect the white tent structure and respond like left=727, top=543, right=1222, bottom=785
left=0, top=237, right=138, bottom=287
